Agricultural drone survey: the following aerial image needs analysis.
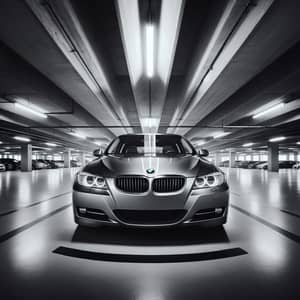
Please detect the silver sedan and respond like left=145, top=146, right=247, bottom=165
left=73, top=134, right=229, bottom=228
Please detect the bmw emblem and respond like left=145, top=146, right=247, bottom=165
left=146, top=168, right=155, bottom=174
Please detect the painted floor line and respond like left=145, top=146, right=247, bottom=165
left=230, top=204, right=300, bottom=244
left=0, top=191, right=71, bottom=218
left=53, top=246, right=247, bottom=263
left=0, top=203, right=71, bottom=243
left=280, top=209, right=300, bottom=219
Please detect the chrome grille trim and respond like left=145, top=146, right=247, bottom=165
left=152, top=177, right=185, bottom=193
left=115, top=176, right=149, bottom=193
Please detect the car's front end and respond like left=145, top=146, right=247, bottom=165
left=72, top=134, right=229, bottom=228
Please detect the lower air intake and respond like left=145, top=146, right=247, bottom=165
left=114, top=209, right=186, bottom=225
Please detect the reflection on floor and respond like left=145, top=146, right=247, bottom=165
left=0, top=168, right=299, bottom=299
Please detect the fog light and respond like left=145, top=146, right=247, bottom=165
left=79, top=208, right=87, bottom=214
left=215, top=208, right=223, bottom=214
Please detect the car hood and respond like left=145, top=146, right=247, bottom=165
left=82, top=155, right=217, bottom=178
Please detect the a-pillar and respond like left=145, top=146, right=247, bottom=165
left=268, top=143, right=279, bottom=172
left=79, top=152, right=85, bottom=166
left=229, top=151, right=236, bottom=168
left=214, top=152, right=222, bottom=167
left=21, top=144, right=32, bottom=172
left=64, top=150, right=71, bottom=168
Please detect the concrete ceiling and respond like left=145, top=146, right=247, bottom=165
left=0, top=0, right=299, bottom=154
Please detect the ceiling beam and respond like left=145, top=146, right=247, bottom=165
left=26, top=0, right=130, bottom=136
left=169, top=0, right=275, bottom=135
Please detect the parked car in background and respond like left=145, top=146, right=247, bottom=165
left=0, top=158, right=20, bottom=170
left=238, top=161, right=255, bottom=168
left=219, top=160, right=229, bottom=167
left=32, top=160, right=48, bottom=170
left=44, top=160, right=58, bottom=169
left=247, top=161, right=265, bottom=169
left=279, top=161, right=296, bottom=169
left=293, top=162, right=300, bottom=169
left=71, top=160, right=82, bottom=167
left=0, top=163, right=6, bottom=171
left=256, top=162, right=268, bottom=169
left=53, top=160, right=64, bottom=168
left=37, top=159, right=52, bottom=169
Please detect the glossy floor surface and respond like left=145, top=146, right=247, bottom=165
left=0, top=168, right=299, bottom=299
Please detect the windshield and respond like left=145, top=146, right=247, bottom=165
left=106, top=135, right=195, bottom=156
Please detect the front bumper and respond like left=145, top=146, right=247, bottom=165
left=72, top=183, right=229, bottom=228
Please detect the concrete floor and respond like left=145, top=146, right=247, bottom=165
left=0, top=168, right=299, bottom=299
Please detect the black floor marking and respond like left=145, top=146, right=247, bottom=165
left=0, top=203, right=71, bottom=243
left=0, top=191, right=71, bottom=218
left=280, top=209, right=300, bottom=219
left=231, top=191, right=300, bottom=220
left=53, top=246, right=247, bottom=263
left=231, top=204, right=300, bottom=244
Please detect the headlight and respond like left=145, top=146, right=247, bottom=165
left=193, top=172, right=225, bottom=189
left=76, top=172, right=107, bottom=189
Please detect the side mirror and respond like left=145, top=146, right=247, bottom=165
left=198, top=149, right=209, bottom=157
left=93, top=148, right=104, bottom=157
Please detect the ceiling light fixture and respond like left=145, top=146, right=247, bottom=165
left=14, top=136, right=31, bottom=142
left=212, top=132, right=231, bottom=139
left=269, top=136, right=286, bottom=142
left=195, top=140, right=206, bottom=146
left=243, top=142, right=254, bottom=147
left=15, top=102, right=47, bottom=119
left=45, top=143, right=57, bottom=147
left=297, top=141, right=300, bottom=145
left=145, top=24, right=154, bottom=78
left=141, top=117, right=159, bottom=133
left=69, top=132, right=86, bottom=139
left=252, top=103, right=284, bottom=119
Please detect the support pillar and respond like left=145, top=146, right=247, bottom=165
left=214, top=152, right=222, bottom=167
left=268, top=143, right=279, bottom=172
left=21, top=144, right=32, bottom=172
left=79, top=152, right=85, bottom=167
left=63, top=150, right=71, bottom=168
left=229, top=151, right=236, bottom=168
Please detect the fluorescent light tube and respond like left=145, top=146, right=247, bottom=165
left=252, top=103, right=284, bottom=119
left=15, top=102, right=47, bottom=118
left=212, top=132, right=231, bottom=139
left=14, top=136, right=31, bottom=142
left=93, top=141, right=102, bottom=146
left=146, top=24, right=154, bottom=78
left=69, top=132, right=86, bottom=139
left=269, top=136, right=286, bottom=142
left=196, top=140, right=206, bottom=146
left=45, top=143, right=57, bottom=147
left=243, top=142, right=254, bottom=147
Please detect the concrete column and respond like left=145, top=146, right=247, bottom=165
left=214, top=152, right=222, bottom=167
left=229, top=151, right=236, bottom=168
left=63, top=150, right=71, bottom=168
left=295, top=151, right=299, bottom=162
left=268, top=143, right=279, bottom=172
left=79, top=152, right=85, bottom=166
left=21, top=144, right=32, bottom=172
